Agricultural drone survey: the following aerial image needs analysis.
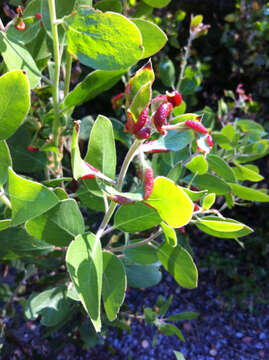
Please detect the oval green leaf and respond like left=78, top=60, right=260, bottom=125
left=145, top=177, right=194, bottom=228
left=114, top=202, right=161, bottom=232
left=131, top=18, right=167, bottom=59
left=123, top=261, right=162, bottom=288
left=192, top=174, right=231, bottom=195
left=229, top=183, right=269, bottom=202
left=160, top=222, right=177, bottom=247
left=0, top=71, right=30, bottom=141
left=65, top=8, right=143, bottom=70
left=124, top=242, right=158, bottom=264
left=66, top=233, right=103, bottom=332
left=207, top=154, right=236, bottom=182
left=63, top=69, right=126, bottom=109
left=186, top=155, right=208, bottom=175
left=102, top=251, right=126, bottom=321
left=25, top=199, right=85, bottom=246
left=142, top=0, right=171, bottom=8
left=157, top=241, right=198, bottom=289
left=8, top=168, right=59, bottom=226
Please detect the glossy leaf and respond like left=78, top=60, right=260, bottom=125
left=124, top=242, right=158, bottom=264
left=142, top=0, right=171, bottom=8
left=8, top=168, right=59, bottom=226
left=160, top=222, right=177, bottom=247
left=229, top=183, right=269, bottom=202
left=25, top=199, right=85, bottom=246
left=237, top=119, right=266, bottom=137
left=0, top=141, right=12, bottom=187
left=186, top=155, right=208, bottom=175
left=129, top=81, right=152, bottom=121
left=168, top=312, right=199, bottom=322
left=202, top=193, right=215, bottom=210
left=207, top=155, right=236, bottom=182
left=114, top=202, right=161, bottom=232
left=0, top=220, right=11, bottom=231
left=123, top=261, right=162, bottom=288
left=85, top=115, right=116, bottom=179
left=182, top=188, right=208, bottom=201
left=63, top=69, right=126, bottom=108
left=0, top=32, right=41, bottom=88
left=0, top=71, right=30, bottom=141
left=125, top=60, right=154, bottom=105
left=174, top=351, right=185, bottom=360
left=0, top=227, right=53, bottom=258
left=157, top=241, right=198, bottom=289
left=156, top=322, right=185, bottom=342
left=102, top=251, right=126, bottom=321
left=131, top=18, right=167, bottom=59
left=145, top=177, right=194, bottom=228
left=195, top=218, right=244, bottom=232
left=141, top=130, right=194, bottom=153
left=195, top=216, right=253, bottom=239
left=95, top=0, right=122, bottom=12
left=76, top=184, right=105, bottom=212
left=25, top=286, right=73, bottom=327
left=66, top=233, right=103, bottom=332
left=233, top=163, right=264, bottom=182
left=192, top=174, right=231, bottom=195
left=65, top=8, right=143, bottom=70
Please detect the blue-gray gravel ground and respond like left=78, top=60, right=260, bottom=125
left=1, top=264, right=268, bottom=360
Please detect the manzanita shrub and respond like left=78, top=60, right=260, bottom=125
left=0, top=0, right=269, bottom=353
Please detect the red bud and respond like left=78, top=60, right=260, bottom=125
left=111, top=92, right=124, bottom=110
left=185, top=120, right=208, bottom=134
left=144, top=167, right=154, bottom=200
left=166, top=91, right=182, bottom=107
left=108, top=195, right=134, bottom=205
left=153, top=102, right=173, bottom=134
left=35, top=13, right=42, bottom=20
left=15, top=20, right=26, bottom=31
left=133, top=107, right=149, bottom=133
left=135, top=127, right=151, bottom=140
left=27, top=145, right=39, bottom=152
left=206, top=135, right=213, bottom=147
left=194, top=204, right=200, bottom=211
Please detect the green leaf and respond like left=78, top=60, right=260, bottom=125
left=145, top=177, right=194, bottom=228
left=123, top=261, right=162, bottom=288
left=146, top=130, right=194, bottom=152
left=95, top=0, right=122, bottom=12
left=0, top=220, right=11, bottom=231
left=8, top=168, right=59, bottom=226
left=0, top=227, right=53, bottom=258
left=159, top=57, right=175, bottom=87
left=129, top=81, right=152, bottom=121
left=25, top=286, right=73, bottom=327
left=142, top=0, right=171, bottom=8
left=102, top=251, right=126, bottom=321
left=191, top=174, right=231, bottom=195
left=237, top=119, right=266, bottom=137
left=229, top=183, right=269, bottom=202
left=25, top=199, right=85, bottom=246
left=157, top=241, right=198, bottom=289
left=0, top=141, right=12, bottom=187
left=202, top=193, right=215, bottom=210
left=7, top=126, right=47, bottom=174
left=212, top=131, right=232, bottom=150
left=43, top=177, right=73, bottom=187
left=181, top=188, right=208, bottom=201
left=233, top=163, right=264, bottom=182
left=65, top=8, right=143, bottom=70
left=66, top=233, right=103, bottom=332
left=124, top=242, right=158, bottom=264
left=114, top=202, right=161, bottom=232
left=0, top=71, right=30, bottom=141
left=76, top=184, right=105, bottom=212
left=155, top=321, right=185, bottom=342
left=207, top=155, right=236, bottom=182
left=85, top=115, right=116, bottom=179
left=168, top=311, right=199, bottom=322
left=174, top=351, right=185, bottom=360
left=131, top=18, right=167, bottom=59
left=63, top=69, right=126, bottom=109
left=7, top=19, right=41, bottom=45
left=191, top=15, right=203, bottom=28
left=160, top=222, right=177, bottom=247
left=195, top=218, right=243, bottom=232
left=186, top=155, right=208, bottom=175
left=194, top=216, right=253, bottom=239
left=71, top=124, right=85, bottom=180
left=0, top=32, right=41, bottom=88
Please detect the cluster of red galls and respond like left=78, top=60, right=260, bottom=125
left=124, top=90, right=183, bottom=139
